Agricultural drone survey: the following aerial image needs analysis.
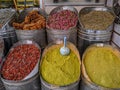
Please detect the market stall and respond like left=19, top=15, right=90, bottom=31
left=0, top=0, right=120, bottom=90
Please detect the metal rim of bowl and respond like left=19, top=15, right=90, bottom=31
left=81, top=43, right=120, bottom=90
left=78, top=7, right=116, bottom=34
left=12, top=7, right=47, bottom=31
left=0, top=40, right=41, bottom=84
left=46, top=5, right=78, bottom=31
left=39, top=41, right=81, bottom=89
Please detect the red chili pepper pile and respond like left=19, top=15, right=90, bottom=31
left=47, top=10, right=78, bottom=30
left=1, top=44, right=40, bottom=81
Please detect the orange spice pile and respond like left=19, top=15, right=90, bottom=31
left=13, top=10, right=46, bottom=30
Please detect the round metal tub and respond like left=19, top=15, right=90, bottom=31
left=46, top=6, right=78, bottom=45
left=77, top=29, right=111, bottom=57
left=0, top=9, right=18, bottom=56
left=1, top=73, right=40, bottom=90
left=0, top=27, right=18, bottom=56
left=16, top=29, right=46, bottom=49
left=14, top=8, right=47, bottom=49
left=77, top=7, right=115, bottom=57
left=40, top=77, right=79, bottom=90
left=39, top=41, right=81, bottom=90
left=0, top=40, right=41, bottom=90
left=47, top=28, right=77, bottom=46
left=80, top=76, right=120, bottom=90
left=80, top=43, right=120, bottom=90
left=78, top=7, right=115, bottom=34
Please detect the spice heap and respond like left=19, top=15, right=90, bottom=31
left=40, top=44, right=80, bottom=86
left=1, top=44, right=40, bottom=81
left=47, top=10, right=78, bottom=30
left=80, top=11, right=114, bottom=30
left=83, top=46, right=120, bottom=88
left=13, top=10, right=46, bottom=30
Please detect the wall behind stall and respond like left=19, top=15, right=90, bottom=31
left=43, top=0, right=106, bottom=13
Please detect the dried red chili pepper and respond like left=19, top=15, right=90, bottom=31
left=1, top=44, right=40, bottom=81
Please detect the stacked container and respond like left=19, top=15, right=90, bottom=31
left=78, top=7, right=115, bottom=56
left=46, top=6, right=78, bottom=46
left=39, top=41, right=81, bottom=90
left=1, top=40, right=41, bottom=90
left=12, top=7, right=47, bottom=49
left=80, top=43, right=120, bottom=90
left=0, top=9, right=18, bottom=56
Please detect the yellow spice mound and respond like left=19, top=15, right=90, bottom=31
left=84, top=46, right=120, bottom=88
left=40, top=44, right=80, bottom=86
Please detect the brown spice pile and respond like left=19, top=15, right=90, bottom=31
left=13, top=10, right=46, bottom=30
left=80, top=11, right=114, bottom=30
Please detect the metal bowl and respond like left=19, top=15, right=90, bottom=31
left=47, top=5, right=78, bottom=30
left=17, top=7, right=47, bottom=23
left=39, top=41, right=81, bottom=90
left=81, top=43, right=120, bottom=90
left=79, top=7, right=116, bottom=34
left=49, top=6, right=78, bottom=15
left=1, top=40, right=41, bottom=81
left=12, top=8, right=47, bottom=49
